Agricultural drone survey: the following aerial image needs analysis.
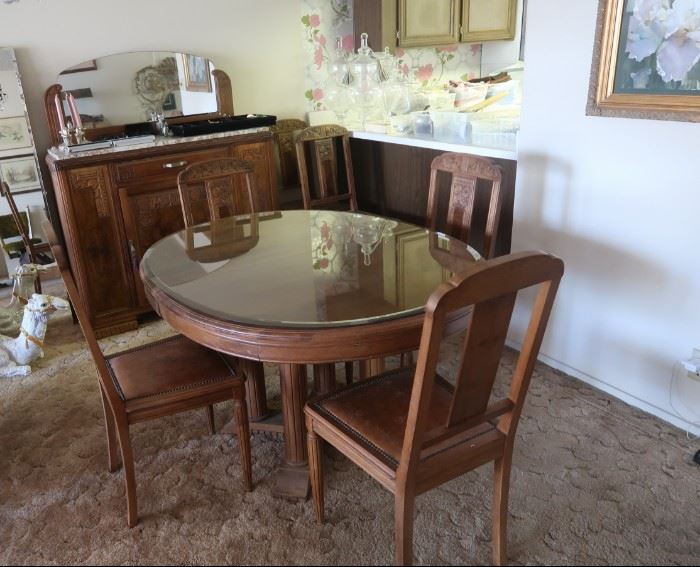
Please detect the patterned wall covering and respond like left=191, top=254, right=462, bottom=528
left=301, top=0, right=483, bottom=111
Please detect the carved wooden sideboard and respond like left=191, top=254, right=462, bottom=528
left=46, top=130, right=278, bottom=337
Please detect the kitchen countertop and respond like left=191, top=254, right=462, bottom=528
left=46, top=127, right=271, bottom=162
left=350, top=130, right=517, bottom=161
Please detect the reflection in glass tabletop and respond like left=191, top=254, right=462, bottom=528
left=141, top=210, right=481, bottom=329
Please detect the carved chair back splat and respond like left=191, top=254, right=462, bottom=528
left=42, top=220, right=253, bottom=528
left=305, top=251, right=564, bottom=565
left=271, top=118, right=308, bottom=191
left=295, top=124, right=357, bottom=211
left=178, top=158, right=258, bottom=228
left=427, top=153, right=503, bottom=259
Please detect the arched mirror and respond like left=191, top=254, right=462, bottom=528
left=56, top=52, right=220, bottom=128
left=44, top=50, right=242, bottom=146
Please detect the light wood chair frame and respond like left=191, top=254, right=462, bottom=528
left=305, top=251, right=564, bottom=565
left=177, top=158, right=258, bottom=228
left=295, top=124, right=358, bottom=212
left=43, top=220, right=253, bottom=527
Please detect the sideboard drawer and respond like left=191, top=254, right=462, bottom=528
left=114, top=148, right=229, bottom=185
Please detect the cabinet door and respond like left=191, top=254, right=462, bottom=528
left=118, top=186, right=186, bottom=309
left=399, top=0, right=460, bottom=48
left=231, top=140, right=278, bottom=212
left=64, top=166, right=136, bottom=323
left=461, top=0, right=517, bottom=42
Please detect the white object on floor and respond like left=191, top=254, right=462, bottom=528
left=0, top=293, right=68, bottom=377
left=0, top=263, right=56, bottom=335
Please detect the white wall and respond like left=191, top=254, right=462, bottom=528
left=511, top=0, right=700, bottom=434
left=0, top=0, right=306, bottom=157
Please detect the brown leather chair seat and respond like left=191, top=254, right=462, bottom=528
left=106, top=335, right=238, bottom=411
left=307, top=367, right=497, bottom=472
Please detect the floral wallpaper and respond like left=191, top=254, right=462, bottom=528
left=301, top=0, right=483, bottom=112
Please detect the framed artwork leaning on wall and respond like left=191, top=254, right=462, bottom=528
left=0, top=156, right=41, bottom=193
left=588, top=0, right=700, bottom=122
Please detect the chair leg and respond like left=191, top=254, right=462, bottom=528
left=344, top=361, right=354, bottom=385
left=395, top=494, right=415, bottom=566
left=100, top=389, right=120, bottom=472
left=307, top=424, right=325, bottom=523
left=205, top=405, right=216, bottom=435
left=69, top=299, right=78, bottom=325
left=233, top=390, right=253, bottom=492
left=399, top=350, right=414, bottom=368
left=492, top=449, right=513, bottom=566
left=115, top=421, right=138, bottom=528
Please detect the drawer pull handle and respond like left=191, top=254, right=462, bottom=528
left=162, top=160, right=188, bottom=169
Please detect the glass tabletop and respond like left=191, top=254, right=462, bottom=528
left=141, top=210, right=481, bottom=329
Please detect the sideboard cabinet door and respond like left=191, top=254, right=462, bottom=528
left=63, top=166, right=136, bottom=327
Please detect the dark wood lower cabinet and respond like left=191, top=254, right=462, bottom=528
left=350, top=138, right=517, bottom=257
left=47, top=131, right=278, bottom=337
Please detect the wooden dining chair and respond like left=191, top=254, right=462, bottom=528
left=305, top=251, right=564, bottom=565
left=295, top=124, right=358, bottom=212
left=296, top=125, right=358, bottom=388
left=397, top=152, right=504, bottom=369
left=178, top=157, right=271, bottom=425
left=427, top=152, right=503, bottom=259
left=43, top=220, right=253, bottom=528
left=0, top=181, right=52, bottom=293
left=177, top=158, right=258, bottom=228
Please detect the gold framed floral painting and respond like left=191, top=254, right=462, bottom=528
left=588, top=0, right=700, bottom=121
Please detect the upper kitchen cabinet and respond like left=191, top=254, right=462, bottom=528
left=354, top=0, right=518, bottom=51
left=461, top=0, right=517, bottom=42
left=398, top=0, right=460, bottom=48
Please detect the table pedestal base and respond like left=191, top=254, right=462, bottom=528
left=273, top=464, right=310, bottom=499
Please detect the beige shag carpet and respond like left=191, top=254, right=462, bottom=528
left=1, top=278, right=699, bottom=566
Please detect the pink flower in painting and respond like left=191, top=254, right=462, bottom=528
left=438, top=44, right=458, bottom=52
left=318, top=34, right=327, bottom=48
left=395, top=48, right=405, bottom=57
left=314, top=46, right=324, bottom=69
left=312, top=88, right=324, bottom=101
left=309, top=14, right=321, bottom=28
left=470, top=44, right=481, bottom=56
left=401, top=63, right=410, bottom=77
left=416, top=63, right=434, bottom=82
left=341, top=34, right=354, bottom=51
left=319, top=258, right=330, bottom=269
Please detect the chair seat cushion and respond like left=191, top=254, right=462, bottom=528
left=306, top=367, right=460, bottom=470
left=105, top=335, right=237, bottom=403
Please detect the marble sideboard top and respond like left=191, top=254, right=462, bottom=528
left=47, top=127, right=271, bottom=162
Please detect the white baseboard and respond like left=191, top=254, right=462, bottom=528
left=506, top=340, right=700, bottom=439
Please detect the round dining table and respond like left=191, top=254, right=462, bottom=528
left=140, top=209, right=480, bottom=498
